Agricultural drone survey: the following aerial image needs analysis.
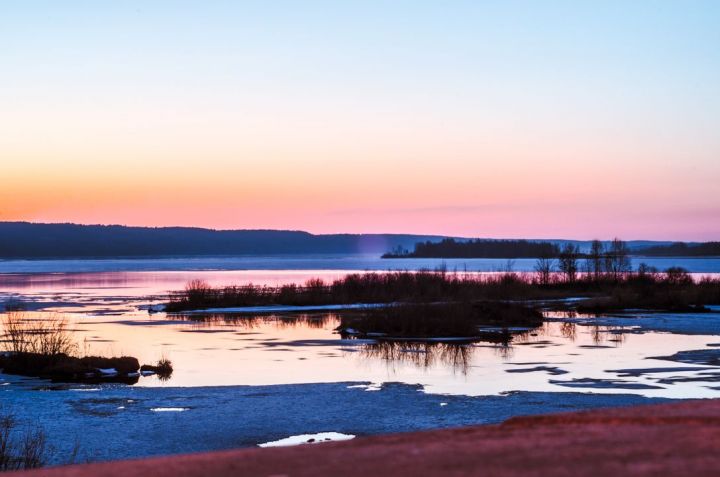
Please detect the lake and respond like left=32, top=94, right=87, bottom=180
left=2, top=254, right=720, bottom=273
left=2, top=254, right=720, bottom=463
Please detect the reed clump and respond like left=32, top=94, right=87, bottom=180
left=140, top=358, right=174, bottom=381
left=0, top=411, right=46, bottom=471
left=165, top=269, right=720, bottom=314
left=0, top=313, right=167, bottom=383
left=338, top=301, right=543, bottom=339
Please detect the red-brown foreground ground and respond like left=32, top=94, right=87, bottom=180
left=16, top=399, right=720, bottom=477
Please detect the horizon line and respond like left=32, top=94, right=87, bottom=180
left=0, top=220, right=707, bottom=243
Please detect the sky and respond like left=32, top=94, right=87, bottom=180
left=1, top=1, right=719, bottom=240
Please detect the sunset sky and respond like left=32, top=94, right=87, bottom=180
left=1, top=1, right=718, bottom=240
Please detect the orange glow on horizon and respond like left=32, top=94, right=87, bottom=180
left=1, top=2, right=718, bottom=240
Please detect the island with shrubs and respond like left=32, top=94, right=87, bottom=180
left=162, top=240, right=719, bottom=343
left=0, top=313, right=172, bottom=383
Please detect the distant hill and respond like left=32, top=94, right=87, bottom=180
left=0, top=222, right=457, bottom=258
left=636, top=242, right=720, bottom=257
left=0, top=222, right=680, bottom=259
left=382, top=239, right=560, bottom=259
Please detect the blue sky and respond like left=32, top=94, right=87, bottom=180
left=1, top=1, right=719, bottom=239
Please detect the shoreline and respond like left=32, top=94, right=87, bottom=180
left=0, top=380, right=668, bottom=465
left=16, top=398, right=720, bottom=476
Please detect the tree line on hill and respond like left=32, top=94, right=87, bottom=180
left=384, top=238, right=720, bottom=260
left=635, top=242, right=720, bottom=257
left=384, top=237, right=639, bottom=283
left=382, top=239, right=560, bottom=259
left=534, top=239, right=632, bottom=284
left=0, top=222, right=448, bottom=258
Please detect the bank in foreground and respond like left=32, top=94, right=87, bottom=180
left=17, top=399, right=720, bottom=477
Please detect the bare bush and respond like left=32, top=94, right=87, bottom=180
left=665, top=267, right=693, bottom=285
left=605, top=238, right=632, bottom=280
left=558, top=244, right=579, bottom=282
left=534, top=256, right=555, bottom=285
left=587, top=239, right=605, bottom=279
left=0, top=412, right=46, bottom=471
left=140, top=357, right=174, bottom=382
left=1, top=313, right=76, bottom=356
left=184, top=279, right=213, bottom=306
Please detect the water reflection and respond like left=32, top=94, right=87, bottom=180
left=170, top=310, right=544, bottom=374
left=352, top=317, right=634, bottom=373
left=541, top=311, right=632, bottom=346
left=358, top=341, right=474, bottom=374
left=5, top=302, right=720, bottom=398
left=560, top=322, right=577, bottom=340
left=173, top=312, right=338, bottom=330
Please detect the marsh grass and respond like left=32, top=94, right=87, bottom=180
left=338, top=302, right=543, bottom=339
left=1, top=313, right=76, bottom=356
left=0, top=412, right=46, bottom=472
left=141, top=357, right=174, bottom=381
left=0, top=313, right=159, bottom=383
left=166, top=269, right=720, bottom=313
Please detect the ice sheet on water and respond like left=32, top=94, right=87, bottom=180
left=258, top=432, right=355, bottom=448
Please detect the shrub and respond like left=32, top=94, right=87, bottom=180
left=141, top=358, right=173, bottom=381
left=164, top=270, right=720, bottom=314
left=1, top=313, right=76, bottom=356
left=338, top=301, right=542, bottom=339
left=665, top=267, right=693, bottom=285
left=0, top=412, right=46, bottom=471
left=0, top=313, right=149, bottom=383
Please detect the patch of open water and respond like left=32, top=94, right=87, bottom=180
left=3, top=268, right=720, bottom=462
left=2, top=287, right=720, bottom=399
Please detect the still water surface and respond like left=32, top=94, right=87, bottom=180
left=2, top=254, right=720, bottom=273
left=2, top=262, right=720, bottom=400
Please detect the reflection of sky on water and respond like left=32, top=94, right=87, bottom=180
left=2, top=256, right=720, bottom=274
left=1, top=270, right=720, bottom=400
left=3, top=307, right=720, bottom=400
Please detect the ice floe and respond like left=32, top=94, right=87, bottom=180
left=258, top=432, right=355, bottom=448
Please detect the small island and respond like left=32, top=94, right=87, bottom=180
left=163, top=260, right=720, bottom=343
left=383, top=238, right=720, bottom=259
left=0, top=313, right=172, bottom=383
left=381, top=238, right=560, bottom=259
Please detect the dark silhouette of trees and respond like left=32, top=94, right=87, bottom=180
left=557, top=244, right=579, bottom=282
left=579, top=238, right=633, bottom=281
left=637, top=262, right=659, bottom=279
left=637, top=241, right=720, bottom=257
left=587, top=239, right=604, bottom=279
left=605, top=238, right=632, bottom=281
left=383, top=238, right=560, bottom=259
left=0, top=413, right=46, bottom=471
left=165, top=269, right=720, bottom=315
left=534, top=256, right=555, bottom=285
left=665, top=266, right=693, bottom=285
left=0, top=222, right=446, bottom=258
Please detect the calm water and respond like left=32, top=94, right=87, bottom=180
left=3, top=258, right=720, bottom=463
left=2, top=254, right=720, bottom=273
left=2, top=257, right=720, bottom=400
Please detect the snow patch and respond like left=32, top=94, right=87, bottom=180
left=258, top=432, right=355, bottom=448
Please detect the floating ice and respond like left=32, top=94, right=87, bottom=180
left=258, top=432, right=355, bottom=448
